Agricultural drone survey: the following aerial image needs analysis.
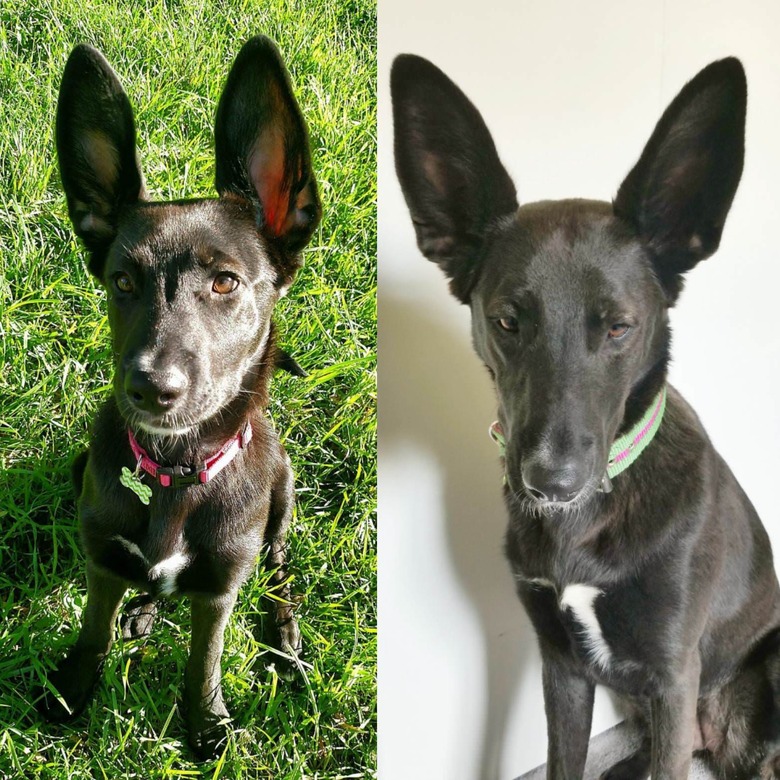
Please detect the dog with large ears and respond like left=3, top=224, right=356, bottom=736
left=38, top=37, right=320, bottom=759
left=393, top=56, right=780, bottom=778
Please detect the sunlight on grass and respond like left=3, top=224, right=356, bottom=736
left=0, top=0, right=376, bottom=777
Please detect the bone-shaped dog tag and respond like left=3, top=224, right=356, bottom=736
left=120, top=466, right=152, bottom=505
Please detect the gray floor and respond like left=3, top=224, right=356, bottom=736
left=515, top=721, right=717, bottom=780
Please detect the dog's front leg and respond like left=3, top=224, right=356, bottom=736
left=39, top=561, right=127, bottom=721
left=185, top=590, right=238, bottom=759
left=543, top=656, right=595, bottom=780
left=649, top=652, right=701, bottom=780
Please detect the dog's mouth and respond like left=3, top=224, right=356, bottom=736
left=114, top=368, right=229, bottom=439
left=508, top=477, right=600, bottom=517
left=116, top=383, right=251, bottom=444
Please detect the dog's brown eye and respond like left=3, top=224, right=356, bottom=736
left=213, top=274, right=239, bottom=295
left=498, top=316, right=518, bottom=332
left=115, top=273, right=134, bottom=294
left=608, top=323, right=630, bottom=340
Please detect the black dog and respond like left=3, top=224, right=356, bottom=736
left=393, top=56, right=780, bottom=778
left=38, top=37, right=320, bottom=759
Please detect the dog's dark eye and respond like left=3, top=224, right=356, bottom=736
left=608, top=323, right=631, bottom=340
left=115, top=273, right=134, bottom=294
left=497, top=316, right=518, bottom=332
left=213, top=274, right=239, bottom=295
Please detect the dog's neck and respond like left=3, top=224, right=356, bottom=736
left=620, top=363, right=669, bottom=437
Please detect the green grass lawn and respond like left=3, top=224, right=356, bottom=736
left=0, top=1, right=376, bottom=777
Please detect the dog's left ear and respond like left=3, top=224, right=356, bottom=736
left=614, top=58, right=746, bottom=302
left=214, top=36, right=321, bottom=259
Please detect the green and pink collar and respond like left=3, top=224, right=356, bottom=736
left=489, top=386, right=667, bottom=493
left=119, top=421, right=254, bottom=505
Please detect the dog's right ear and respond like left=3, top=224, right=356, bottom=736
left=391, top=55, right=518, bottom=303
left=57, top=45, right=145, bottom=279
left=214, top=36, right=321, bottom=260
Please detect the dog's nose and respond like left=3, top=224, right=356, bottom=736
left=125, top=368, right=188, bottom=415
left=521, top=460, right=587, bottom=503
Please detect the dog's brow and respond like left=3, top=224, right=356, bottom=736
left=197, top=249, right=240, bottom=269
left=487, top=290, right=534, bottom=314
left=591, top=296, right=620, bottom=318
left=116, top=250, right=146, bottom=271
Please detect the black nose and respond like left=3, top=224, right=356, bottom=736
left=125, top=368, right=187, bottom=415
left=521, top=460, right=588, bottom=503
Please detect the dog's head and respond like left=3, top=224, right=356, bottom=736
left=57, top=38, right=320, bottom=437
left=392, top=56, right=745, bottom=509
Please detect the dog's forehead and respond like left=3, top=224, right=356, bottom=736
left=115, top=200, right=272, bottom=276
left=482, top=199, right=655, bottom=309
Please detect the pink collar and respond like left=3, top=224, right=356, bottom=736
left=127, top=421, right=253, bottom=488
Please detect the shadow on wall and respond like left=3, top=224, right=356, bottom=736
left=379, top=289, right=538, bottom=778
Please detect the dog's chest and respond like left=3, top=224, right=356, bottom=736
left=520, top=571, right=677, bottom=694
left=523, top=578, right=614, bottom=671
left=106, top=498, right=196, bottom=597
left=112, top=530, right=189, bottom=597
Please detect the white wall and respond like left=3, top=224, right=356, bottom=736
left=378, top=1, right=780, bottom=778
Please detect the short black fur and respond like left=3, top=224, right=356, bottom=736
left=38, top=37, right=322, bottom=760
left=393, top=55, right=780, bottom=779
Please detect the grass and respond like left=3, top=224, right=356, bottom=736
left=0, top=0, right=376, bottom=778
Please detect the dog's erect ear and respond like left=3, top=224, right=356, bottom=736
left=57, top=45, right=145, bottom=279
left=215, top=36, right=321, bottom=255
left=391, top=55, right=518, bottom=303
left=614, top=58, right=746, bottom=302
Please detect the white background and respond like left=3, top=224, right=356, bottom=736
left=378, top=1, right=780, bottom=778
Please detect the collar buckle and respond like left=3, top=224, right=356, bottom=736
left=156, top=463, right=206, bottom=488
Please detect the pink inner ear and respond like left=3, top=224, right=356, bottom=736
left=248, top=126, right=290, bottom=237
left=422, top=151, right=448, bottom=196
left=80, top=130, right=120, bottom=192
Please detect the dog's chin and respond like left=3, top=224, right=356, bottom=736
left=134, top=419, right=194, bottom=437
left=117, top=398, right=198, bottom=439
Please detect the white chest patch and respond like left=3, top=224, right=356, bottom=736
left=112, top=535, right=189, bottom=596
left=560, top=584, right=612, bottom=670
left=148, top=552, right=189, bottom=596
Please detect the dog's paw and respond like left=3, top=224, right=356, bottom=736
left=189, top=717, right=231, bottom=761
left=120, top=594, right=157, bottom=640
left=761, top=750, right=780, bottom=780
left=600, top=747, right=651, bottom=780
left=186, top=700, right=232, bottom=761
left=36, top=649, right=104, bottom=722
left=274, top=613, right=302, bottom=681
